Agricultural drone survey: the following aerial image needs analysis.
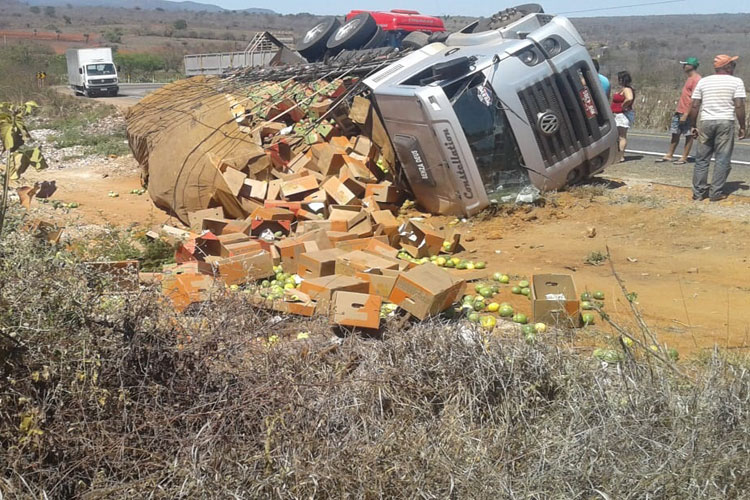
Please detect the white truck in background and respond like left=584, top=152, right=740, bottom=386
left=65, top=48, right=119, bottom=97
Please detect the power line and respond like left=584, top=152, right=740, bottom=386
left=560, top=0, right=686, bottom=15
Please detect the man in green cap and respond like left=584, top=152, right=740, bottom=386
left=655, top=57, right=702, bottom=164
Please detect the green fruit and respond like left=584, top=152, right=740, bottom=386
left=468, top=312, right=481, bottom=323
left=499, top=305, right=514, bottom=317
left=473, top=300, right=485, bottom=311
left=261, top=280, right=270, bottom=288
left=475, top=283, right=485, bottom=293
left=270, top=280, right=278, bottom=286
left=491, top=285, right=500, bottom=294
left=581, top=292, right=592, bottom=301
left=513, top=313, right=528, bottom=324
left=521, top=287, right=531, bottom=296
left=436, top=257, right=447, bottom=266
left=593, top=348, right=622, bottom=363
left=522, top=324, right=535, bottom=335
left=456, top=261, right=468, bottom=270
left=474, top=261, right=486, bottom=269
left=444, top=259, right=455, bottom=268
left=667, top=347, right=679, bottom=361
left=493, top=272, right=503, bottom=282
left=480, top=287, right=494, bottom=298
left=462, top=294, right=475, bottom=304
left=511, top=286, right=522, bottom=295
left=276, top=273, right=284, bottom=281
left=524, top=332, right=537, bottom=344
left=442, top=240, right=452, bottom=250
left=534, top=322, right=547, bottom=333
left=582, top=313, right=595, bottom=325
left=581, top=300, right=594, bottom=310
left=518, top=280, right=530, bottom=288
left=593, top=291, right=605, bottom=300
left=500, top=275, right=510, bottom=284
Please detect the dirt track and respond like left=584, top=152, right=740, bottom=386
left=20, top=153, right=750, bottom=358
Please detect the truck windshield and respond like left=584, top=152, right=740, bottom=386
left=86, top=64, right=115, bottom=76
left=450, top=75, right=528, bottom=201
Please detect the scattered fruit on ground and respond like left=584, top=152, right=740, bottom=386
left=512, top=286, right=522, bottom=294
left=473, top=299, right=485, bottom=311
left=524, top=332, right=537, bottom=344
left=499, top=304, right=514, bottom=317
left=487, top=302, right=500, bottom=312
left=534, top=322, right=547, bottom=333
left=581, top=301, right=594, bottom=310
left=493, top=272, right=503, bottom=281
left=522, top=324, right=535, bottom=335
left=480, top=315, right=497, bottom=331
left=474, top=261, right=486, bottom=269
left=518, top=280, right=530, bottom=288
left=582, top=313, right=595, bottom=325
left=621, top=336, right=634, bottom=347
left=436, top=257, right=447, bottom=266
left=468, top=312, right=480, bottom=323
left=500, top=275, right=510, bottom=284
left=480, top=287, right=494, bottom=298
left=521, top=287, right=530, bottom=296
left=513, top=313, right=528, bottom=324
left=593, top=348, right=622, bottom=363
left=581, top=292, right=592, bottom=301
left=593, top=291, right=605, bottom=300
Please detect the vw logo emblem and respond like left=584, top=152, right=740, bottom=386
left=537, top=111, right=560, bottom=136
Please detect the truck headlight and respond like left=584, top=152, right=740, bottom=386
left=515, top=47, right=543, bottom=66
left=541, top=37, right=561, bottom=56
left=539, top=35, right=570, bottom=58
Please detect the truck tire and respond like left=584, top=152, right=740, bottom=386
left=297, top=17, right=341, bottom=62
left=401, top=31, right=430, bottom=50
left=326, top=13, right=377, bottom=54
left=461, top=4, right=545, bottom=33
left=362, top=26, right=386, bottom=50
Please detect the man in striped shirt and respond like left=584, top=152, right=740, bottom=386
left=688, top=54, right=746, bottom=201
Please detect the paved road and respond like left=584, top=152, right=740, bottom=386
left=627, top=129, right=750, bottom=164
left=54, top=83, right=165, bottom=108
left=602, top=130, right=750, bottom=197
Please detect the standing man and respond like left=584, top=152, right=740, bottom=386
left=688, top=55, right=747, bottom=201
left=656, top=57, right=701, bottom=164
left=593, top=59, right=610, bottom=98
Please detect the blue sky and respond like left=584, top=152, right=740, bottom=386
left=211, top=0, right=748, bottom=17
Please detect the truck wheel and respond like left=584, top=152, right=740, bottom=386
left=462, top=4, right=544, bottom=33
left=362, top=26, right=386, bottom=50
left=401, top=31, right=430, bottom=50
left=297, top=17, right=341, bottom=62
left=326, top=13, right=377, bottom=54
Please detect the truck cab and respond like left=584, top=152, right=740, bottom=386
left=66, top=48, right=119, bottom=97
left=365, top=13, right=616, bottom=215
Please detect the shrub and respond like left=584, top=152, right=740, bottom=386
left=0, top=221, right=748, bottom=498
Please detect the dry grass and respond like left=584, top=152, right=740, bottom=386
left=0, top=208, right=749, bottom=499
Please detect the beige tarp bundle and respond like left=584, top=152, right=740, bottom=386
left=126, top=76, right=267, bottom=225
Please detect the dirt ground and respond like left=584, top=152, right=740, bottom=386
left=19, top=154, right=750, bottom=358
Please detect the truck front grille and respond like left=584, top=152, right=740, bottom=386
left=518, top=63, right=610, bottom=168
left=92, top=78, right=117, bottom=85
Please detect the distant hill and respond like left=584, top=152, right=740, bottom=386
left=24, top=0, right=275, bottom=14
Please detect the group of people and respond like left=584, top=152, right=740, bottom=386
left=596, top=54, right=746, bottom=201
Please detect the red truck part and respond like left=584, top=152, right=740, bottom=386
left=345, top=10, right=445, bottom=33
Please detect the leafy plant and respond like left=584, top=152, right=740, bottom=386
left=584, top=250, right=608, bottom=266
left=0, top=101, right=48, bottom=236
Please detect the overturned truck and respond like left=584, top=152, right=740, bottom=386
left=127, top=5, right=616, bottom=223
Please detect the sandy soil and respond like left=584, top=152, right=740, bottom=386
left=17, top=157, right=750, bottom=358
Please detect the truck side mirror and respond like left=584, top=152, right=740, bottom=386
left=79, top=68, right=82, bottom=74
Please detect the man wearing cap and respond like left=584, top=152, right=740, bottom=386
left=656, top=57, right=701, bottom=164
left=688, top=54, right=747, bottom=201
